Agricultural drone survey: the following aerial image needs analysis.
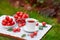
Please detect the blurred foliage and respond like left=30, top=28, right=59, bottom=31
left=0, top=0, right=60, bottom=40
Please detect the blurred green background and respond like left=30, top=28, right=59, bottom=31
left=0, top=0, right=60, bottom=40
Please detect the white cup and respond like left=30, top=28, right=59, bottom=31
left=26, top=18, right=39, bottom=31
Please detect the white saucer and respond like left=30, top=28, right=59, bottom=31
left=23, top=26, right=39, bottom=33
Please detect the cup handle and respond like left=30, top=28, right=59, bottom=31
left=36, top=21, right=39, bottom=26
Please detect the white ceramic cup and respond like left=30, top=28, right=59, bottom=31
left=26, top=18, right=39, bottom=31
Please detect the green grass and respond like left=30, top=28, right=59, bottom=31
left=0, top=0, right=60, bottom=40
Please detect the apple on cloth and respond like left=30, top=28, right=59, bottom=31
left=42, top=22, right=46, bottom=27
left=13, top=27, right=21, bottom=32
left=29, top=31, right=38, bottom=38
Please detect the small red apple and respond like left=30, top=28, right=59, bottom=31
left=2, top=20, right=7, bottom=23
left=5, top=16, right=9, bottom=20
left=7, top=23, right=11, bottom=26
left=18, top=17, right=21, bottom=19
left=33, top=31, right=37, bottom=36
left=2, top=21, right=7, bottom=26
left=16, top=27, right=21, bottom=32
left=16, top=12, right=20, bottom=15
left=16, top=19, right=22, bottom=23
left=22, top=23, right=25, bottom=26
left=22, top=13, right=29, bottom=19
left=21, top=19, right=25, bottom=23
left=11, top=21, right=15, bottom=25
left=13, top=28, right=17, bottom=32
left=42, top=22, right=46, bottom=26
left=18, top=23, right=23, bottom=27
left=14, top=15, right=18, bottom=19
left=19, top=12, right=23, bottom=15
left=9, top=18, right=13, bottom=22
left=2, top=20, right=7, bottom=25
left=16, top=19, right=19, bottom=23
left=29, top=33, right=34, bottom=38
